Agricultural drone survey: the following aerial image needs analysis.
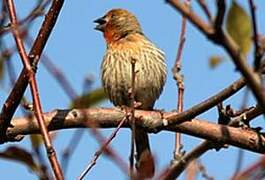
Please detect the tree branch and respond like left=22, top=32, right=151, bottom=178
left=6, top=107, right=265, bottom=154
left=165, top=77, right=245, bottom=125
left=214, top=0, right=225, bottom=32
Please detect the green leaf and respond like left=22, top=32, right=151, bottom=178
left=0, top=146, right=40, bottom=173
left=70, top=88, right=107, bottom=108
left=226, top=0, right=252, bottom=55
left=209, top=55, right=224, bottom=69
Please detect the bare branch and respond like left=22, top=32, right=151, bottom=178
left=166, top=77, right=245, bottom=125
left=172, top=0, right=189, bottom=169
left=129, top=58, right=136, bottom=177
left=7, top=107, right=265, bottom=154
left=214, top=0, right=225, bottom=31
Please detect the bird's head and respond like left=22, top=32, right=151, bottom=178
left=94, top=9, right=142, bottom=43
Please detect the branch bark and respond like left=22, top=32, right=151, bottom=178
left=6, top=107, right=265, bottom=154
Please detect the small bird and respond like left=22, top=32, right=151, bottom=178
left=94, top=9, right=167, bottom=178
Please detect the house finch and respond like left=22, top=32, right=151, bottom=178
left=94, top=9, right=167, bottom=178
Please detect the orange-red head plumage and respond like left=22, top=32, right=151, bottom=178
left=94, top=9, right=142, bottom=44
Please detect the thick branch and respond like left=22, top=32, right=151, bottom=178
left=166, top=77, right=245, bottom=125
left=7, top=107, right=265, bottom=154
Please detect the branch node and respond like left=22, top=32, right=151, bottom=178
left=66, top=109, right=78, bottom=120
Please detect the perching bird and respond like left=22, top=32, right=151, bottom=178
left=94, top=9, right=167, bottom=178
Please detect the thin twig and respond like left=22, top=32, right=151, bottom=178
left=129, top=58, right=137, bottom=178
left=214, top=0, right=225, bottom=32
left=89, top=127, right=129, bottom=176
left=165, top=77, right=246, bottom=125
left=185, top=160, right=198, bottom=180
left=172, top=0, right=189, bottom=166
left=248, top=0, right=262, bottom=70
left=198, top=0, right=212, bottom=21
left=78, top=117, right=128, bottom=180
left=5, top=0, right=63, bottom=179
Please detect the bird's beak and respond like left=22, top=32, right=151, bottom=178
left=94, top=17, right=106, bottom=32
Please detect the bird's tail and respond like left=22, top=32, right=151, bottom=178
left=135, top=128, right=155, bottom=179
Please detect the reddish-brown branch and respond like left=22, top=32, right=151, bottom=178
left=6, top=0, right=32, bottom=71
left=0, top=0, right=64, bottom=144
left=172, top=0, right=189, bottom=165
left=30, top=79, right=63, bottom=179
left=185, top=161, right=198, bottom=180
left=167, top=0, right=265, bottom=114
left=5, top=0, right=63, bottom=179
